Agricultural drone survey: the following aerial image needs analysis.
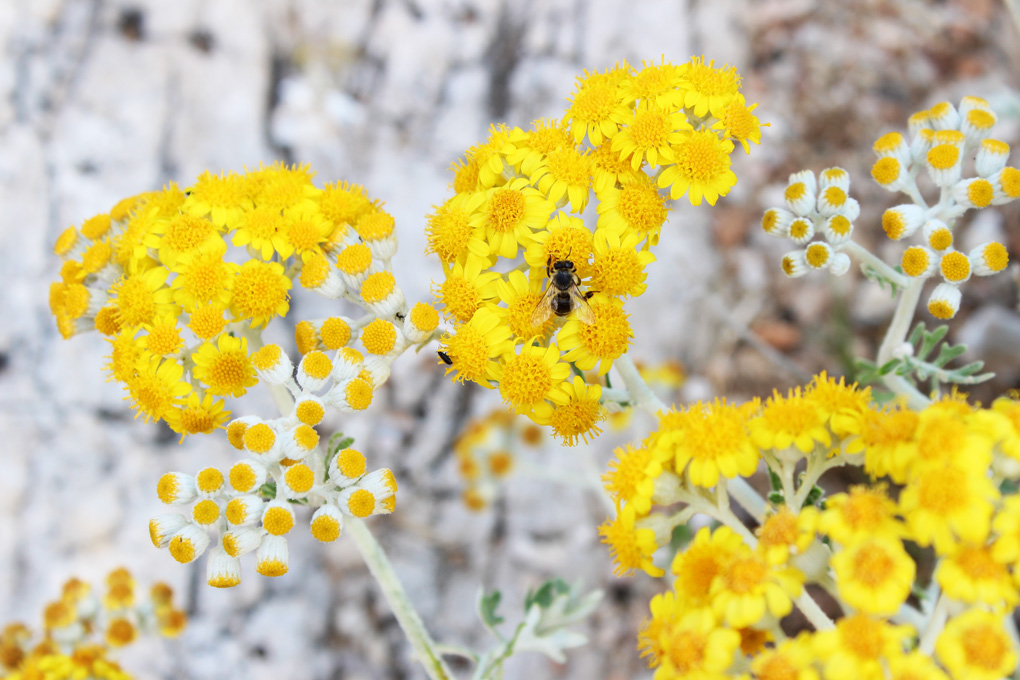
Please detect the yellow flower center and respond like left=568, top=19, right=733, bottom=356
left=409, top=302, right=439, bottom=332
left=320, top=181, right=372, bottom=227
left=759, top=511, right=797, bottom=550
left=788, top=219, right=811, bottom=240
left=302, top=351, right=333, bottom=380
left=361, top=318, right=397, bottom=354
left=178, top=400, right=218, bottom=436
left=630, top=109, right=670, bottom=150
left=192, top=499, right=220, bottom=525
left=164, top=214, right=216, bottom=255
left=299, top=253, right=331, bottom=289
left=1001, top=167, right=1020, bottom=198
left=673, top=130, right=730, bottom=181
left=500, top=353, right=554, bottom=409
left=850, top=545, right=894, bottom=586
left=337, top=243, right=373, bottom=275
left=346, top=489, right=376, bottom=517
left=545, top=146, right=592, bottom=187
left=966, top=109, right=996, bottom=131
left=486, top=187, right=526, bottom=233
left=252, top=344, right=283, bottom=371
left=592, top=247, right=645, bottom=296
left=196, top=467, right=223, bottom=493
left=156, top=473, right=182, bottom=504
left=967, top=179, right=994, bottom=207
left=840, top=614, right=883, bottom=660
left=571, top=85, right=616, bottom=124
left=114, top=275, right=159, bottom=328
left=426, top=202, right=473, bottom=262
left=224, top=498, right=252, bottom=525
left=356, top=212, right=395, bottom=241
left=311, top=514, right=341, bottom=542
left=916, top=467, right=967, bottom=515
left=962, top=623, right=1010, bottom=670
left=927, top=144, right=960, bottom=171
left=722, top=100, right=757, bottom=139
left=168, top=535, right=196, bottom=563
left=940, top=251, right=971, bottom=282
left=979, top=242, right=1008, bottom=271
left=146, top=323, right=184, bottom=356
left=882, top=210, right=907, bottom=239
left=81, top=242, right=112, bottom=274
left=441, top=326, right=489, bottom=383
left=784, top=182, right=807, bottom=203
left=577, top=303, right=632, bottom=359
left=451, top=158, right=480, bottom=194
left=664, top=629, right=706, bottom=673
left=203, top=346, right=253, bottom=396
left=549, top=395, right=606, bottom=446
left=361, top=271, right=396, bottom=303
left=955, top=545, right=1003, bottom=581
left=828, top=215, right=851, bottom=237
left=336, top=448, right=367, bottom=478
left=81, top=213, right=112, bottom=239
left=296, top=400, right=325, bottom=426
left=724, top=555, right=767, bottom=593
left=188, top=305, right=226, bottom=340
left=805, top=243, right=831, bottom=268
left=319, top=316, right=351, bottom=349
left=284, top=463, right=315, bottom=494
left=226, top=421, right=248, bottom=450
left=344, top=378, right=374, bottom=410
left=686, top=57, right=740, bottom=96
left=928, top=228, right=953, bottom=251
left=438, top=276, right=481, bottom=323
left=901, top=247, right=932, bottom=277
left=243, top=423, right=276, bottom=454
left=871, top=157, right=902, bottom=186
left=262, top=506, right=294, bottom=535
left=286, top=215, right=323, bottom=252
left=756, top=653, right=797, bottom=680
left=229, top=462, right=257, bottom=492
left=822, top=186, right=846, bottom=208
left=617, top=181, right=667, bottom=233
left=232, top=261, right=289, bottom=324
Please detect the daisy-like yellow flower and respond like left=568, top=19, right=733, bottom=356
left=750, top=387, right=832, bottom=459
left=531, top=144, right=594, bottom=213
left=531, top=376, right=606, bottom=447
left=637, top=590, right=680, bottom=670
left=250, top=161, right=320, bottom=212
left=899, top=462, right=998, bottom=554
left=182, top=169, right=252, bottom=229
left=992, top=495, right=1020, bottom=564
left=709, top=543, right=803, bottom=628
left=858, top=405, right=920, bottom=483
left=191, top=334, right=257, bottom=398
left=935, top=541, right=1017, bottom=607
left=590, top=228, right=656, bottom=298
left=657, top=130, right=737, bottom=206
left=492, top=341, right=570, bottom=414
left=504, top=118, right=574, bottom=176
left=524, top=212, right=595, bottom=279
left=230, top=259, right=291, bottom=328
left=557, top=294, right=633, bottom=375
left=671, top=526, right=745, bottom=608
left=163, top=391, right=229, bottom=441
left=466, top=124, right=515, bottom=189
left=677, top=56, right=743, bottom=119
left=596, top=174, right=669, bottom=243
left=818, top=484, right=903, bottom=545
left=602, top=443, right=658, bottom=515
left=935, top=608, right=1018, bottom=680
left=170, top=241, right=237, bottom=311
left=714, top=94, right=765, bottom=155
left=805, top=371, right=871, bottom=440
left=649, top=608, right=741, bottom=680
left=109, top=266, right=177, bottom=330
left=124, top=354, right=192, bottom=423
left=620, top=58, right=683, bottom=109
left=470, top=178, right=556, bottom=259
left=319, top=180, right=376, bottom=233
left=232, top=206, right=289, bottom=260
left=912, top=399, right=993, bottom=472
left=831, top=536, right=915, bottom=615
left=433, top=256, right=501, bottom=324
left=145, top=212, right=223, bottom=271
left=563, top=65, right=633, bottom=146
left=140, top=312, right=185, bottom=357
left=425, top=193, right=488, bottom=264
left=757, top=505, right=818, bottom=566
left=813, top=614, right=915, bottom=680
left=599, top=503, right=664, bottom=577
left=591, top=137, right=645, bottom=194
left=749, top=637, right=821, bottom=680
left=654, top=399, right=759, bottom=488
left=612, top=101, right=690, bottom=170
left=495, top=270, right=553, bottom=343
left=438, top=307, right=514, bottom=387
left=280, top=203, right=331, bottom=261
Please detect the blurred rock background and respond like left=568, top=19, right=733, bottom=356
left=1, top=1, right=1018, bottom=678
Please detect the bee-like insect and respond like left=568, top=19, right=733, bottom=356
left=530, top=259, right=596, bottom=327
left=437, top=351, right=453, bottom=365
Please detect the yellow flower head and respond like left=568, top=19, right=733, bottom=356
left=819, top=484, right=903, bottom=545
left=557, top=294, right=633, bottom=375
left=750, top=387, right=832, bottom=458
left=709, top=543, right=803, bottom=628
left=438, top=307, right=514, bottom=387
left=654, top=399, right=759, bottom=488
left=532, top=376, right=606, bottom=447
left=599, top=503, right=664, bottom=578
left=191, top=334, right=257, bottom=398
left=813, top=614, right=915, bottom=680
left=470, top=178, right=555, bottom=259
left=757, top=505, right=818, bottom=566
left=563, top=64, right=633, bottom=146
left=657, top=129, right=737, bottom=206
left=671, top=525, right=744, bottom=608
left=602, top=443, right=658, bottom=515
left=492, top=341, right=571, bottom=414
left=831, top=536, right=915, bottom=615
left=935, top=608, right=1018, bottom=680
left=678, top=56, right=742, bottom=118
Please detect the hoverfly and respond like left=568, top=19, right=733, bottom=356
left=529, top=259, right=596, bottom=327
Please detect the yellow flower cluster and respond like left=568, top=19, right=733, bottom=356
left=0, top=569, right=185, bottom=680
left=47, top=164, right=419, bottom=435
left=430, top=57, right=763, bottom=443
left=601, top=373, right=1020, bottom=679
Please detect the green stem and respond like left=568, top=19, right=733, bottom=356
left=875, top=278, right=931, bottom=410
left=347, top=519, right=457, bottom=680
left=841, top=241, right=909, bottom=290
left=614, top=354, right=668, bottom=414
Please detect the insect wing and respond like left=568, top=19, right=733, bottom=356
left=570, top=287, right=596, bottom=325
left=529, top=283, right=558, bottom=327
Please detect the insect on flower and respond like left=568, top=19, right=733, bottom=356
left=530, top=259, right=596, bottom=327
left=437, top=350, right=453, bottom=365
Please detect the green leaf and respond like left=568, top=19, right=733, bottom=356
left=525, top=579, right=569, bottom=611
left=480, top=590, right=505, bottom=627
left=878, top=359, right=901, bottom=376
left=907, top=322, right=926, bottom=346
left=258, top=481, right=277, bottom=499
left=768, top=492, right=785, bottom=505
left=328, top=432, right=355, bottom=457
left=768, top=468, right=783, bottom=493
left=802, top=485, right=823, bottom=508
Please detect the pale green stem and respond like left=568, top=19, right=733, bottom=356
left=918, top=593, right=949, bottom=655
left=727, top=476, right=766, bottom=524
left=262, top=344, right=454, bottom=680
left=841, top=241, right=909, bottom=290
left=875, top=278, right=931, bottom=410
left=614, top=354, right=668, bottom=414
left=347, top=519, right=457, bottom=680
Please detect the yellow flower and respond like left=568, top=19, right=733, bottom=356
left=886, top=651, right=951, bottom=680
left=590, top=228, right=656, bottom=298
left=612, top=101, right=691, bottom=170
left=182, top=169, right=252, bottom=229
left=598, top=503, right=664, bottom=577
left=563, top=65, right=633, bottom=146
left=433, top=256, right=501, bottom=324
left=140, top=312, right=185, bottom=357
left=602, top=443, right=658, bottom=515
left=637, top=590, right=680, bottom=670
left=818, top=485, right=903, bottom=545
left=715, top=94, right=765, bottom=155
left=124, top=354, right=192, bottom=423
left=650, top=608, right=741, bottom=680
left=192, top=334, right=257, bottom=398
left=524, top=212, right=595, bottom=279
left=813, top=614, right=915, bottom=680
left=757, top=506, right=818, bottom=566
left=749, top=637, right=821, bottom=680
left=146, top=212, right=224, bottom=271
left=280, top=203, right=331, bottom=261
left=805, top=371, right=871, bottom=440
left=992, top=495, right=1020, bottom=564
left=170, top=241, right=237, bottom=311
left=935, top=541, right=1017, bottom=608
left=494, top=270, right=553, bottom=343
left=438, top=307, right=514, bottom=387
left=596, top=174, right=670, bottom=243
left=911, top=399, right=993, bottom=472
left=229, top=260, right=291, bottom=328
left=232, top=206, right=289, bottom=260
left=831, top=536, right=915, bottom=615
left=935, top=608, right=1018, bottom=680
left=591, top=137, right=644, bottom=194
left=164, top=392, right=229, bottom=441
left=858, top=405, right=919, bottom=483
left=109, top=266, right=177, bottom=330
left=671, top=526, right=744, bottom=608
left=250, top=161, right=319, bottom=212
left=467, top=124, right=515, bottom=189
left=532, top=376, right=607, bottom=446
left=531, top=145, right=594, bottom=213
left=750, top=388, right=831, bottom=458
left=654, top=399, right=759, bottom=488
left=470, top=178, right=556, bottom=259
left=657, top=130, right=737, bottom=206
left=425, top=193, right=488, bottom=264
left=492, top=341, right=570, bottom=414
left=709, top=544, right=803, bottom=628
left=678, top=56, right=743, bottom=118
left=899, top=463, right=998, bottom=554
left=557, top=294, right=633, bottom=375
left=621, top=58, right=683, bottom=109
left=319, top=181, right=376, bottom=233
left=504, top=118, right=574, bottom=176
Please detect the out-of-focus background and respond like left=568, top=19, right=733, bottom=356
left=1, top=1, right=1019, bottom=678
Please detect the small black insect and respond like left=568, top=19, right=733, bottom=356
left=437, top=351, right=453, bottom=365
left=530, top=259, right=596, bottom=326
